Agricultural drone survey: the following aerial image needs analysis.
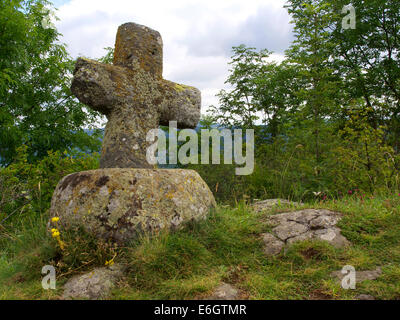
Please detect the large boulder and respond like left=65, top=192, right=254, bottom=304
left=50, top=169, right=216, bottom=244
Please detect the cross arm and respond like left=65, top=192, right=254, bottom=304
left=71, top=58, right=125, bottom=116
left=158, top=80, right=201, bottom=129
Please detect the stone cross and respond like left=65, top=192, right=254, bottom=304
left=71, top=22, right=201, bottom=168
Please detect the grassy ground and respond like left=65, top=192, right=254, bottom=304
left=0, top=195, right=400, bottom=300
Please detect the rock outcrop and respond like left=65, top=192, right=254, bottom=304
left=262, top=209, right=350, bottom=255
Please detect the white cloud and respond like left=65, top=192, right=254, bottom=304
left=55, top=0, right=292, bottom=113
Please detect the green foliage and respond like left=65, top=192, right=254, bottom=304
left=331, top=104, right=400, bottom=193
left=328, top=0, right=400, bottom=149
left=0, top=146, right=99, bottom=229
left=0, top=147, right=100, bottom=285
left=1, top=0, right=400, bottom=301
left=3, top=197, right=400, bottom=300
left=98, top=47, right=115, bottom=65
left=208, top=45, right=271, bottom=128
left=52, top=226, right=119, bottom=276
left=189, top=124, right=399, bottom=203
left=0, top=0, right=102, bottom=165
left=204, top=1, right=400, bottom=202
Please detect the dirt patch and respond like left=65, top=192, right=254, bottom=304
left=301, top=248, right=322, bottom=260
left=308, top=289, right=333, bottom=300
left=222, top=265, right=249, bottom=284
left=10, top=273, right=26, bottom=284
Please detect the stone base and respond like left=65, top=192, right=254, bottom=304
left=50, top=169, right=216, bottom=244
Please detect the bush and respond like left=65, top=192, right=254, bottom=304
left=187, top=123, right=400, bottom=204
left=0, top=146, right=99, bottom=229
left=0, top=147, right=101, bottom=281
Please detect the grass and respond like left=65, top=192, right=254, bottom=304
left=1, top=195, right=400, bottom=300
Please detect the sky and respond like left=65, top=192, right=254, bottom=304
left=51, top=0, right=294, bottom=115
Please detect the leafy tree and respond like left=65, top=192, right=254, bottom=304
left=327, top=0, right=400, bottom=150
left=332, top=102, right=399, bottom=193
left=252, top=60, right=302, bottom=138
left=285, top=0, right=342, bottom=164
left=208, top=45, right=271, bottom=128
left=98, top=46, right=114, bottom=65
left=205, top=0, right=400, bottom=199
left=0, top=0, right=101, bottom=166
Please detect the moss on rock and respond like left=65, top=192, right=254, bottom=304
left=50, top=169, right=216, bottom=244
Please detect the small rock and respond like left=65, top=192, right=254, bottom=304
left=62, top=264, right=125, bottom=300
left=262, top=233, right=285, bottom=255
left=252, top=199, right=300, bottom=213
left=357, top=267, right=382, bottom=282
left=206, top=283, right=240, bottom=300
left=355, top=294, right=376, bottom=300
left=331, top=267, right=382, bottom=283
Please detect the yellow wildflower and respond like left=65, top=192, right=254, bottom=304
left=105, top=259, right=115, bottom=266
left=50, top=227, right=65, bottom=250
left=51, top=228, right=60, bottom=238
left=105, top=253, right=117, bottom=266
left=51, top=217, right=60, bottom=223
left=58, top=240, right=65, bottom=250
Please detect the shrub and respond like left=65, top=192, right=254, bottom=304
left=0, top=146, right=99, bottom=228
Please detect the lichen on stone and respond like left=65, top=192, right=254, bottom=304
left=71, top=22, right=201, bottom=169
left=50, top=22, right=216, bottom=245
left=174, top=83, right=192, bottom=92
left=50, top=169, right=216, bottom=244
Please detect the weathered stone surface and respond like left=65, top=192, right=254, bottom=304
left=262, top=209, right=350, bottom=255
left=62, top=264, right=125, bottom=300
left=273, top=221, right=309, bottom=241
left=50, top=169, right=216, bottom=244
left=309, top=214, right=341, bottom=229
left=252, top=199, right=300, bottom=213
left=261, top=233, right=285, bottom=255
left=49, top=22, right=216, bottom=246
left=286, top=232, right=313, bottom=245
left=331, top=267, right=382, bottom=283
left=71, top=22, right=201, bottom=169
left=206, top=283, right=240, bottom=300
left=314, top=227, right=349, bottom=247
